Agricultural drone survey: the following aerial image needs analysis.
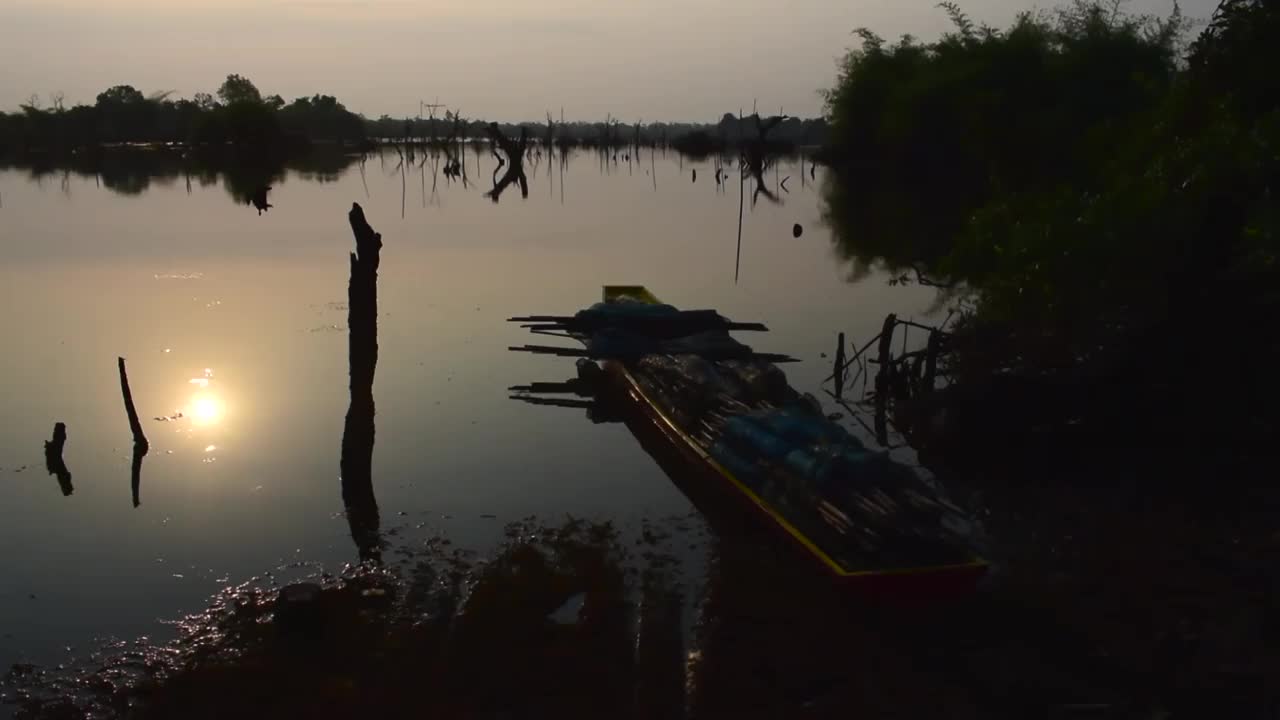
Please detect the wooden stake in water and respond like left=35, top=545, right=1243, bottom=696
left=834, top=332, right=847, bottom=400
left=118, top=357, right=149, bottom=507
left=873, top=315, right=898, bottom=446
left=735, top=107, right=745, bottom=284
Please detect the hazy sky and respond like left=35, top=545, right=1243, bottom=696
left=2, top=0, right=1215, bottom=121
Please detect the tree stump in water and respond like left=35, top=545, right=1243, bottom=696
left=341, top=203, right=383, bottom=562
left=44, top=422, right=72, bottom=496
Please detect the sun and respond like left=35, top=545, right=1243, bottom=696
left=191, top=394, right=223, bottom=425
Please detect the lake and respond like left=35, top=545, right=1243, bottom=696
left=0, top=147, right=938, bottom=674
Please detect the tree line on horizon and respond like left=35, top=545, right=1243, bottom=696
left=0, top=75, right=364, bottom=152
left=0, top=74, right=828, bottom=157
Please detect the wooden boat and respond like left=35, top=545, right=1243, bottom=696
left=512, top=286, right=988, bottom=601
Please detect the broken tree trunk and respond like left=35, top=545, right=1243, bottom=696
left=340, top=202, right=383, bottom=562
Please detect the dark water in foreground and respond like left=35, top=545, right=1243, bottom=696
left=0, top=148, right=936, bottom=673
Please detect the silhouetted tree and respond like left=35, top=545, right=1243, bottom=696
left=192, top=92, right=218, bottom=111
left=217, top=74, right=264, bottom=106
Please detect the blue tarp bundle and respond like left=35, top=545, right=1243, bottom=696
left=586, top=329, right=752, bottom=360
left=710, top=403, right=895, bottom=500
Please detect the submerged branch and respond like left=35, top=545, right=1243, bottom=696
left=118, top=357, right=149, bottom=508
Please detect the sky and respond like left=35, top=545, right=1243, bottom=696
left=1, top=0, right=1218, bottom=122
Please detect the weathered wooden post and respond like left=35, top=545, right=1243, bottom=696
left=833, top=332, right=847, bottom=400
left=340, top=203, right=383, bottom=562
left=873, top=315, right=898, bottom=446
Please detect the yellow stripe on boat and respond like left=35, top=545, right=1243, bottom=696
left=603, top=285, right=662, bottom=304
left=605, top=286, right=988, bottom=580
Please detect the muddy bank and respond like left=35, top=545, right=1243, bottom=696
left=5, top=487, right=1279, bottom=719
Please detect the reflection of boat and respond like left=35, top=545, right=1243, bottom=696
left=512, top=286, right=987, bottom=600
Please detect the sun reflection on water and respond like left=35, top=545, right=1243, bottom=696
left=186, top=367, right=225, bottom=427
left=191, top=394, right=223, bottom=425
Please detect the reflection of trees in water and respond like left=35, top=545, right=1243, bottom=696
left=820, top=167, right=959, bottom=289
left=217, top=156, right=284, bottom=206
left=99, top=153, right=179, bottom=196
left=286, top=147, right=361, bottom=185
left=0, top=146, right=362, bottom=204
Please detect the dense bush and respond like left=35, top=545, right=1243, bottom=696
left=823, top=1, right=1188, bottom=279
left=823, top=0, right=1279, bottom=447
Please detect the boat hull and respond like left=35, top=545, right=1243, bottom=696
left=604, top=359, right=987, bottom=603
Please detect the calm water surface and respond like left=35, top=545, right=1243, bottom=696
left=0, top=149, right=935, bottom=670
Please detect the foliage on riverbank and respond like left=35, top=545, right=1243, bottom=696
left=823, top=1, right=1279, bottom=461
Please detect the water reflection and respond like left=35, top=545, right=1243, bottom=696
left=189, top=394, right=222, bottom=425
left=819, top=165, right=955, bottom=287
left=0, top=145, right=362, bottom=206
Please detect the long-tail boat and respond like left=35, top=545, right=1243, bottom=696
left=510, top=286, right=987, bottom=599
